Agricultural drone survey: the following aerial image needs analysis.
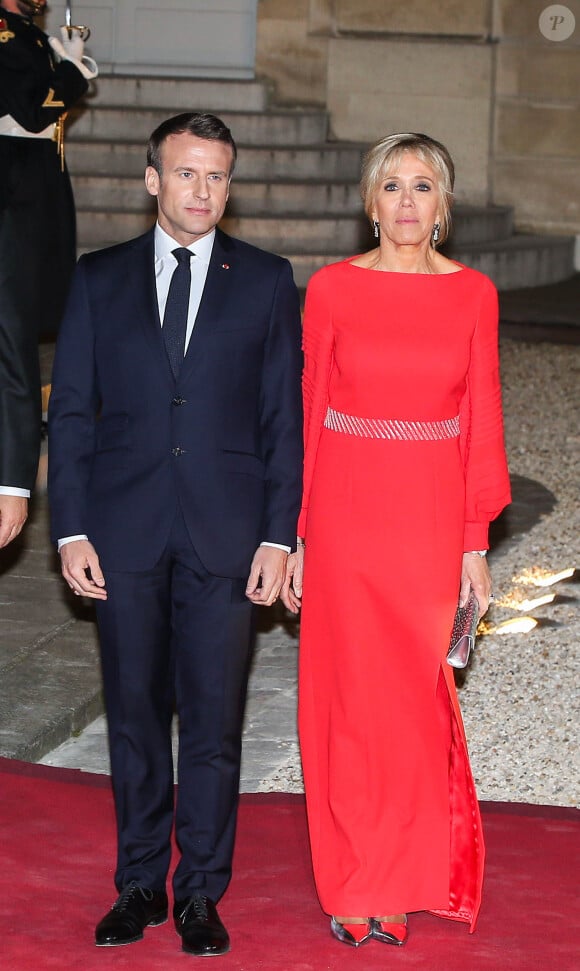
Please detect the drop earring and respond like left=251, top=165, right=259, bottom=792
left=432, top=222, right=441, bottom=244
left=373, top=220, right=380, bottom=239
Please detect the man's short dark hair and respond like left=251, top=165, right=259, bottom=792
left=147, top=112, right=237, bottom=176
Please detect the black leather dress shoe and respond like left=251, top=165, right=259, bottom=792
left=173, top=894, right=230, bottom=956
left=95, top=881, right=168, bottom=946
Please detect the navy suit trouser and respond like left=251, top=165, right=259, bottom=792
left=95, top=506, right=254, bottom=902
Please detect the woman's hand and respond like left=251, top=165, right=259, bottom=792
left=460, top=552, right=493, bottom=617
left=280, top=545, right=304, bottom=614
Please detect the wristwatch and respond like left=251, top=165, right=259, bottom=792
left=467, top=550, right=487, bottom=557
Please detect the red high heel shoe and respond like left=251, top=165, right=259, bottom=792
left=370, top=915, right=408, bottom=945
left=330, top=917, right=372, bottom=947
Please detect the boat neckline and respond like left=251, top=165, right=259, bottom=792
left=344, top=259, right=466, bottom=276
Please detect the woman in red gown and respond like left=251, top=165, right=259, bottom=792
left=282, top=133, right=511, bottom=949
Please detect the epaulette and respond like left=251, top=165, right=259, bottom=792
left=0, top=18, right=16, bottom=43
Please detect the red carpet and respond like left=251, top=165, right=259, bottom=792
left=0, top=759, right=577, bottom=970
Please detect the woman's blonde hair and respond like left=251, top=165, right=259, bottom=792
left=360, top=133, right=455, bottom=246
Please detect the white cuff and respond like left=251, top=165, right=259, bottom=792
left=0, top=486, right=30, bottom=497
left=58, top=534, right=88, bottom=551
left=77, top=55, right=99, bottom=80
left=48, top=36, right=98, bottom=79
left=260, top=541, right=291, bottom=555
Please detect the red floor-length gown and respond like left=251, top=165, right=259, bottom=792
left=298, top=260, right=511, bottom=929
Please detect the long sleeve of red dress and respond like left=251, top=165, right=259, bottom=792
left=459, top=277, right=511, bottom=549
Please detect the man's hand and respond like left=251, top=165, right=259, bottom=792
left=460, top=552, right=492, bottom=617
left=60, top=539, right=107, bottom=600
left=0, top=495, right=28, bottom=548
left=280, top=547, right=304, bottom=614
left=245, top=546, right=287, bottom=606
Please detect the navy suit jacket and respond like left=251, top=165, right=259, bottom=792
left=48, top=227, right=303, bottom=577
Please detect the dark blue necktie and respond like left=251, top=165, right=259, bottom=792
left=163, top=247, right=192, bottom=379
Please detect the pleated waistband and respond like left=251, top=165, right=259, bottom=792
left=323, top=407, right=460, bottom=440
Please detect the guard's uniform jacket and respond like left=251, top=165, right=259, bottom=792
left=0, top=6, right=89, bottom=491
left=0, top=8, right=87, bottom=136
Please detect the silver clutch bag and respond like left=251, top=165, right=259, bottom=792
left=447, top=592, right=480, bottom=669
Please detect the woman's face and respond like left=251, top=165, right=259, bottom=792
left=372, top=152, right=441, bottom=247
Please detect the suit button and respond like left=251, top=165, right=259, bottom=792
left=172, top=396, right=186, bottom=405
left=171, top=447, right=186, bottom=456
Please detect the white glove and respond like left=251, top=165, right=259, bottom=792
left=59, top=25, right=84, bottom=60
left=48, top=34, right=98, bottom=80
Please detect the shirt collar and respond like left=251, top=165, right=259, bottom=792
left=154, top=223, right=215, bottom=267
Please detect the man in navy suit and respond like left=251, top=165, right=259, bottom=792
left=48, top=112, right=303, bottom=956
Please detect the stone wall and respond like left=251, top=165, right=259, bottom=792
left=256, top=0, right=580, bottom=234
left=493, top=0, right=580, bottom=236
left=255, top=0, right=329, bottom=105
left=325, top=38, right=493, bottom=204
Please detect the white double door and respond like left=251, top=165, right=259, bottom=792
left=44, top=0, right=258, bottom=77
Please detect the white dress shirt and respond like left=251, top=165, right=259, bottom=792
left=154, top=222, right=213, bottom=349
left=58, top=224, right=290, bottom=555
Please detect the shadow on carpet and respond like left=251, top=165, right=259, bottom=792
left=1, top=759, right=577, bottom=970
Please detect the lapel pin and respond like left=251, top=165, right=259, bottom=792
left=221, top=263, right=230, bottom=270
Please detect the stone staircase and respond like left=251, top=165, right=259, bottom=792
left=66, top=76, right=576, bottom=292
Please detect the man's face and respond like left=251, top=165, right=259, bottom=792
left=4, top=1, right=47, bottom=15
left=145, top=132, right=233, bottom=246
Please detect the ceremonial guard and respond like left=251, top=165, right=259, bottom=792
left=0, top=1, right=97, bottom=545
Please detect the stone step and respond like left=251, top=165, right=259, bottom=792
left=75, top=206, right=518, bottom=253
left=66, top=74, right=572, bottom=293
left=449, top=235, right=576, bottom=291
left=76, top=209, right=153, bottom=246
left=72, top=174, right=362, bottom=216
left=287, top=235, right=576, bottom=291
left=75, top=210, right=365, bottom=249
left=70, top=173, right=514, bottom=238
left=67, top=106, right=329, bottom=146
left=65, top=139, right=365, bottom=180
left=76, top=213, right=574, bottom=291
left=86, top=75, right=268, bottom=111
left=448, top=206, right=513, bottom=246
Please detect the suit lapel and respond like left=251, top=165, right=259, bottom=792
left=129, top=229, right=175, bottom=385
left=129, top=227, right=235, bottom=386
left=180, top=229, right=235, bottom=382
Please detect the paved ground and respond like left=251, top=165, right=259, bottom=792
left=1, top=276, right=578, bottom=803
